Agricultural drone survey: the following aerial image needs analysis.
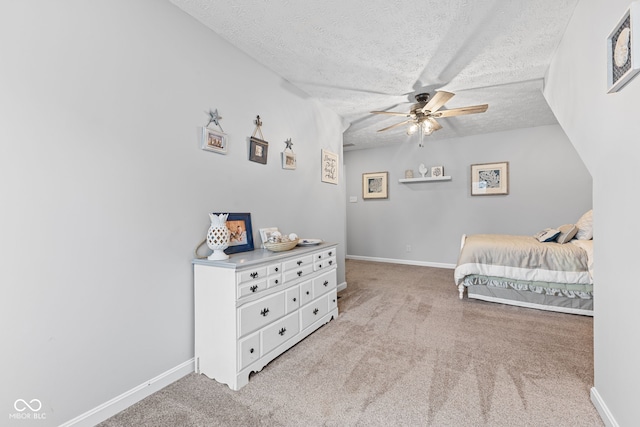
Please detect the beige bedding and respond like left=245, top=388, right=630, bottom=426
left=454, top=234, right=592, bottom=286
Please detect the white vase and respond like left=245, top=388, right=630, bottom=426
left=206, top=213, right=230, bottom=260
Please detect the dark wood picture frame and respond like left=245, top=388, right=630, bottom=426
left=249, top=137, right=269, bottom=164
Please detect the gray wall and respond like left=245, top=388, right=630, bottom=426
left=545, top=0, right=640, bottom=424
left=345, top=124, right=592, bottom=265
left=0, top=1, right=345, bottom=425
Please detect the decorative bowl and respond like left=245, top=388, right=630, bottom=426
left=264, top=239, right=299, bottom=252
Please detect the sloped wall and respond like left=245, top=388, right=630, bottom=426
left=0, top=1, right=345, bottom=425
left=544, top=0, right=640, bottom=425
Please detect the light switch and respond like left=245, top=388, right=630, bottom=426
left=349, top=196, right=357, bottom=203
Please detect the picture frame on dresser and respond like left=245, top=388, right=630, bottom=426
left=213, top=212, right=255, bottom=254
left=259, top=227, right=279, bottom=248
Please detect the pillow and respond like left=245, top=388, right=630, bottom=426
left=534, top=228, right=561, bottom=242
left=575, top=209, right=593, bottom=240
left=556, top=224, right=578, bottom=244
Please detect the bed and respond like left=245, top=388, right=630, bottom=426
left=454, top=211, right=594, bottom=316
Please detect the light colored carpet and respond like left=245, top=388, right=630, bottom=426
left=98, top=260, right=603, bottom=426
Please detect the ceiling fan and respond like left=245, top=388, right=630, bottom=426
left=370, top=91, right=488, bottom=144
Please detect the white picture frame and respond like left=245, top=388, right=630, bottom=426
left=321, top=149, right=339, bottom=184
left=201, top=127, right=227, bottom=154
left=259, top=227, right=279, bottom=248
left=282, top=151, right=296, bottom=170
left=607, top=2, right=640, bottom=93
left=431, top=166, right=444, bottom=178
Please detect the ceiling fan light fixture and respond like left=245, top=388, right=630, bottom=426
left=407, top=124, right=418, bottom=135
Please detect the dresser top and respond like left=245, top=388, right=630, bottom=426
left=193, top=242, right=337, bottom=269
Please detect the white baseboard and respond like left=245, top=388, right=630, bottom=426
left=590, top=387, right=619, bottom=427
left=346, top=254, right=456, bottom=270
left=60, top=358, right=195, bottom=427
left=337, top=281, right=347, bottom=292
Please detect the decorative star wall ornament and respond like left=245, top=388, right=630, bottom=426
left=205, top=109, right=223, bottom=132
left=284, top=138, right=293, bottom=151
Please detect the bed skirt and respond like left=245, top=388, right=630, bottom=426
left=463, top=276, right=593, bottom=316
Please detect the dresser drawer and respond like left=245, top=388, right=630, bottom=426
left=268, top=263, right=282, bottom=275
left=238, top=280, right=268, bottom=298
left=283, top=264, right=314, bottom=282
left=313, top=270, right=336, bottom=297
left=238, top=333, right=260, bottom=370
left=300, top=294, right=329, bottom=330
left=328, top=289, right=338, bottom=312
left=285, top=286, right=300, bottom=314
left=262, top=312, right=300, bottom=355
left=238, top=266, right=268, bottom=284
left=300, top=280, right=313, bottom=305
left=314, top=256, right=336, bottom=271
left=283, top=254, right=313, bottom=271
left=268, top=275, right=282, bottom=288
left=238, top=291, right=285, bottom=337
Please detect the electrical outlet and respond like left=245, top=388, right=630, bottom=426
left=406, top=245, right=412, bottom=252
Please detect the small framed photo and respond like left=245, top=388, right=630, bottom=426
left=321, top=149, right=339, bottom=184
left=431, top=166, right=444, bottom=178
left=212, top=212, right=255, bottom=254
left=362, top=171, right=389, bottom=199
left=282, top=151, right=296, bottom=169
left=607, top=3, right=640, bottom=93
left=471, top=162, right=509, bottom=196
left=249, top=137, right=269, bottom=164
left=259, top=227, right=279, bottom=248
left=201, top=127, right=227, bottom=154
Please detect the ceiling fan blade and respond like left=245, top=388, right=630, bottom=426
left=426, top=117, right=442, bottom=131
left=377, top=120, right=413, bottom=132
left=421, top=91, right=455, bottom=113
left=370, top=110, right=411, bottom=117
left=433, top=104, right=489, bottom=118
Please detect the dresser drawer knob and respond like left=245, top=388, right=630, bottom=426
left=328, top=260, right=333, bottom=265
left=250, top=272, right=259, bottom=279
left=318, top=255, right=322, bottom=259
left=274, top=279, right=279, bottom=285
left=278, top=327, right=287, bottom=336
left=323, top=280, right=328, bottom=287
left=250, top=285, right=258, bottom=293
left=318, top=263, right=322, bottom=269
left=297, top=271, right=303, bottom=277
left=313, top=308, right=319, bottom=315
left=297, top=260, right=303, bottom=266
left=293, top=297, right=297, bottom=302
left=275, top=267, right=279, bottom=272
left=260, top=308, right=270, bottom=317
left=306, top=291, right=310, bottom=295
left=328, top=251, right=333, bottom=256
left=250, top=348, right=254, bottom=354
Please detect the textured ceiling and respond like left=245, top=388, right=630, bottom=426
left=170, top=0, right=578, bottom=150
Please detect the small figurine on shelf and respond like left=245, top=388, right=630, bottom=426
left=418, top=163, right=428, bottom=178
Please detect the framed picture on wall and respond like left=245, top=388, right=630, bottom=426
left=201, top=127, right=227, bottom=154
left=471, top=162, right=509, bottom=196
left=607, top=2, right=640, bottom=93
left=249, top=137, right=269, bottom=164
left=362, top=171, right=389, bottom=199
left=321, top=149, right=339, bottom=184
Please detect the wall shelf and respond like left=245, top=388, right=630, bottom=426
left=399, top=176, right=452, bottom=183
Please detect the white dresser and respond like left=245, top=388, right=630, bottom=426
left=193, top=243, right=338, bottom=390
